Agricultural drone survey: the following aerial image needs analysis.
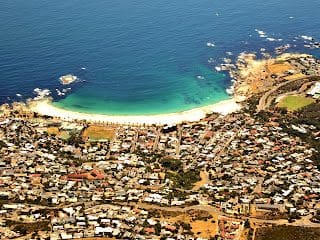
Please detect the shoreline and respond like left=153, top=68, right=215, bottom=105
left=28, top=98, right=241, bottom=125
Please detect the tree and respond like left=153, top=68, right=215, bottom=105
left=155, top=222, right=161, bottom=235
left=244, top=219, right=250, bottom=228
left=67, top=130, right=83, bottom=146
left=160, top=158, right=182, bottom=171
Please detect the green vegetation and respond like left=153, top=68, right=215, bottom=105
left=59, top=130, right=70, bottom=140
left=247, top=228, right=254, bottom=240
left=159, top=158, right=200, bottom=189
left=297, top=102, right=320, bottom=127
left=167, top=169, right=200, bottom=190
left=0, top=140, right=6, bottom=148
left=160, top=158, right=182, bottom=171
left=67, top=130, right=83, bottom=146
left=278, top=95, right=315, bottom=111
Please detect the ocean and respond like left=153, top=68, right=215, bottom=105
left=0, top=0, right=319, bottom=115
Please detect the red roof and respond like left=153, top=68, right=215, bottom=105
left=66, top=169, right=106, bottom=181
left=144, top=227, right=155, bottom=234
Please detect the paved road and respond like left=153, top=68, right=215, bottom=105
left=257, top=76, right=315, bottom=111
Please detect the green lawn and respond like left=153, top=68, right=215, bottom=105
left=278, top=95, right=315, bottom=111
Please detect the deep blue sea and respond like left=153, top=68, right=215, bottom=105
left=0, top=0, right=319, bottom=115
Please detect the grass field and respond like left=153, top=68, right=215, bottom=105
left=278, top=95, right=315, bottom=111
left=82, top=125, right=115, bottom=141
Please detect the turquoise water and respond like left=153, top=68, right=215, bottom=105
left=0, top=0, right=319, bottom=115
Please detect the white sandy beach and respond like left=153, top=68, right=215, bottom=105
left=29, top=99, right=241, bottom=125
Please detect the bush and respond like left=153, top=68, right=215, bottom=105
left=160, top=158, right=182, bottom=171
left=168, top=169, right=200, bottom=190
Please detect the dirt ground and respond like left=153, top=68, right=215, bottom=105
left=192, top=171, right=209, bottom=191
left=158, top=209, right=218, bottom=239
left=82, top=125, right=115, bottom=141
left=267, top=63, right=292, bottom=74
left=47, top=127, right=70, bottom=140
left=255, top=226, right=320, bottom=240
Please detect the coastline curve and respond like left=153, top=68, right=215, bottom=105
left=28, top=98, right=241, bottom=125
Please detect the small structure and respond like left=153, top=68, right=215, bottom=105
left=307, top=82, right=320, bottom=99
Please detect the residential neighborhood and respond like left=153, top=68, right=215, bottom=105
left=0, top=97, right=319, bottom=239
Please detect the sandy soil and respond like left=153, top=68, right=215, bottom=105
left=29, top=98, right=241, bottom=125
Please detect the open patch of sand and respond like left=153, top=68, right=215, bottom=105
left=29, top=98, right=241, bottom=126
